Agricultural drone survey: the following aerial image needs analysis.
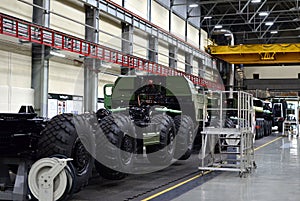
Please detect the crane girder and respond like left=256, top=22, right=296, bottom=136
left=208, top=43, right=300, bottom=64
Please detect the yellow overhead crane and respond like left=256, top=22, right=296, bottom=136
left=207, top=43, right=300, bottom=64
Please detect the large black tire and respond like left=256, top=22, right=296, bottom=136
left=264, top=120, right=272, bottom=136
left=37, top=113, right=95, bottom=193
left=174, top=115, right=195, bottom=160
left=95, top=114, right=136, bottom=180
left=146, top=114, right=176, bottom=165
left=278, top=121, right=283, bottom=133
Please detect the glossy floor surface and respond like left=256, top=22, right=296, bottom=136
left=73, top=134, right=300, bottom=201
left=172, top=134, right=300, bottom=201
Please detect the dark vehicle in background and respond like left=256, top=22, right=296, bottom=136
left=253, top=98, right=273, bottom=139
left=272, top=99, right=287, bottom=132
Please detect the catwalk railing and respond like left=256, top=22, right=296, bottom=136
left=0, top=12, right=224, bottom=90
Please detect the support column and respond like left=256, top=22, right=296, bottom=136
left=147, top=0, right=152, bottom=21
left=169, top=45, right=177, bottom=68
left=185, top=5, right=188, bottom=42
left=121, top=23, right=134, bottom=75
left=148, top=36, right=158, bottom=63
left=169, top=0, right=173, bottom=32
left=198, top=57, right=205, bottom=77
left=185, top=53, right=193, bottom=74
left=31, top=0, right=50, bottom=117
left=84, top=5, right=99, bottom=112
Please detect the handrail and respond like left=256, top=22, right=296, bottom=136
left=0, top=12, right=224, bottom=90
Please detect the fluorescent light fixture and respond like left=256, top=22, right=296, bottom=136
left=50, top=50, right=65, bottom=58
left=270, top=30, right=278, bottom=34
left=265, top=22, right=274, bottom=26
left=259, top=12, right=268, bottom=16
left=214, top=25, right=223, bottom=29
left=251, top=0, right=261, bottom=3
left=189, top=4, right=198, bottom=8
left=204, top=16, right=212, bottom=19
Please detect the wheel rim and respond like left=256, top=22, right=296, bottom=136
left=121, top=134, right=133, bottom=166
left=72, top=138, right=90, bottom=176
left=28, top=158, right=67, bottom=201
left=167, top=127, right=175, bottom=155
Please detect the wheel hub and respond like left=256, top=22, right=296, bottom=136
left=72, top=138, right=90, bottom=175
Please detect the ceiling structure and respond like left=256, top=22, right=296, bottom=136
left=171, top=0, right=300, bottom=45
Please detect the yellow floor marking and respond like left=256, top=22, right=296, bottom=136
left=254, top=136, right=282, bottom=151
left=141, top=136, right=283, bottom=201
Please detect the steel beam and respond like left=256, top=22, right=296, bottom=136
left=169, top=45, right=178, bottom=69
left=208, top=43, right=300, bottom=64
left=197, top=58, right=206, bottom=78
left=0, top=12, right=224, bottom=90
left=148, top=35, right=158, bottom=63
left=78, top=0, right=212, bottom=66
left=84, top=5, right=99, bottom=112
left=121, top=23, right=134, bottom=75
left=213, top=53, right=300, bottom=64
left=31, top=0, right=50, bottom=117
left=185, top=53, right=193, bottom=74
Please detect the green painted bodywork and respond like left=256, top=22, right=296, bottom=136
left=103, top=75, right=207, bottom=146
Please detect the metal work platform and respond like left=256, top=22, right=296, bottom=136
left=199, top=91, right=255, bottom=177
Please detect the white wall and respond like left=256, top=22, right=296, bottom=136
left=0, top=0, right=32, bottom=21
left=50, top=0, right=85, bottom=38
left=200, top=29, right=208, bottom=51
left=111, top=0, right=123, bottom=6
left=187, top=24, right=199, bottom=48
left=158, top=40, right=169, bottom=66
left=99, top=13, right=122, bottom=51
left=151, top=1, right=169, bottom=30
left=0, top=0, right=34, bottom=112
left=177, top=49, right=185, bottom=72
left=125, top=0, right=148, bottom=19
left=0, top=46, right=33, bottom=112
left=133, top=29, right=148, bottom=59
left=244, top=65, right=300, bottom=79
left=171, top=13, right=185, bottom=40
left=192, top=59, right=199, bottom=76
left=48, top=60, right=84, bottom=96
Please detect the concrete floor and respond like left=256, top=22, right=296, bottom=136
left=73, top=133, right=300, bottom=201
left=171, top=134, right=300, bottom=201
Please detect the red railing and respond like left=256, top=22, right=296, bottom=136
left=0, top=12, right=224, bottom=90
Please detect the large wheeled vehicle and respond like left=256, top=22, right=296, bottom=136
left=253, top=98, right=273, bottom=139
left=95, top=75, right=206, bottom=176
left=0, top=76, right=207, bottom=200
left=0, top=106, right=95, bottom=201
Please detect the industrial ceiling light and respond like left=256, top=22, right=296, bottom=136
left=189, top=4, right=198, bottom=8
left=204, top=16, right=212, bottom=19
left=265, top=22, right=274, bottom=26
left=270, top=30, right=278, bottom=34
left=50, top=50, right=66, bottom=58
left=259, top=12, right=269, bottom=16
left=214, top=25, right=223, bottom=29
left=251, top=0, right=261, bottom=3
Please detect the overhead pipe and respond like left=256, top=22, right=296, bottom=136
left=213, top=29, right=235, bottom=98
